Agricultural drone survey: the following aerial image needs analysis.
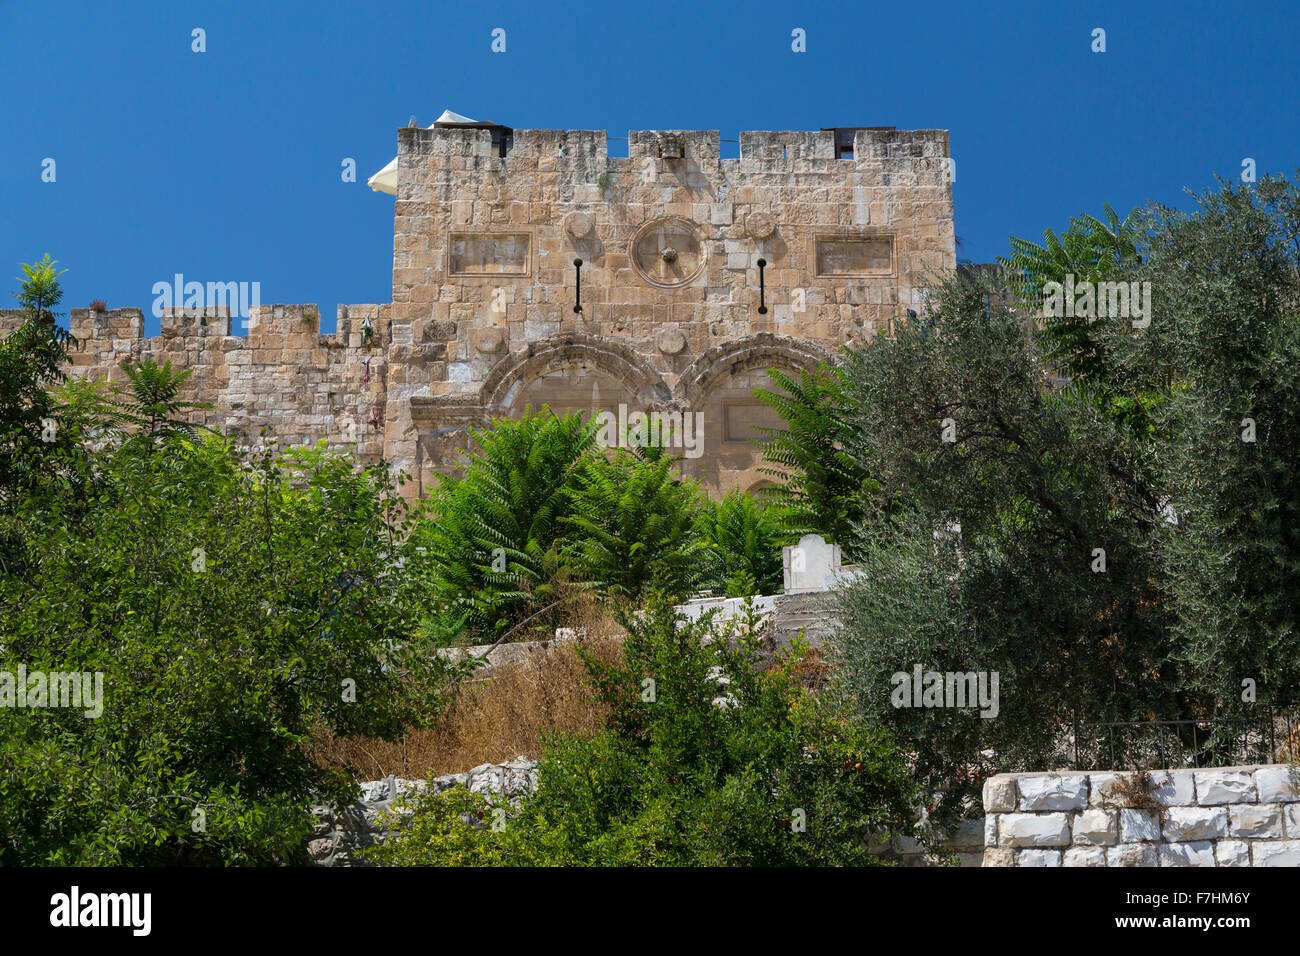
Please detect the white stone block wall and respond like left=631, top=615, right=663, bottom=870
left=982, top=765, right=1300, bottom=867
left=308, top=757, right=538, bottom=866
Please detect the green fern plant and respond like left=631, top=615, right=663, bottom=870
left=996, top=203, right=1143, bottom=383
left=562, top=444, right=709, bottom=601
left=410, top=409, right=600, bottom=644
left=109, top=359, right=212, bottom=451
left=754, top=364, right=874, bottom=558
left=697, top=489, right=786, bottom=596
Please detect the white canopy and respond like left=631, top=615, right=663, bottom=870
left=367, top=109, right=483, bottom=195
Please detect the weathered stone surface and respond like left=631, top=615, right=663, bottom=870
left=1149, top=771, right=1197, bottom=807
left=1194, top=770, right=1256, bottom=805
left=1017, top=774, right=1089, bottom=811
left=998, top=813, right=1071, bottom=848
left=980, top=765, right=1298, bottom=867
left=1072, top=809, right=1118, bottom=845
left=1215, top=840, right=1251, bottom=867
left=1228, top=803, right=1281, bottom=839
left=1063, top=846, right=1107, bottom=867
left=23, top=126, right=959, bottom=504
left=945, top=817, right=985, bottom=851
left=1107, top=844, right=1158, bottom=867
left=1119, top=809, right=1161, bottom=843
left=1089, top=773, right=1123, bottom=807
left=562, top=211, right=593, bottom=238
left=746, top=211, right=776, bottom=239
left=473, top=327, right=505, bottom=353
left=1162, top=806, right=1227, bottom=842
left=981, top=847, right=1015, bottom=867
left=1018, top=849, right=1062, bottom=867
left=1255, top=766, right=1300, bottom=803
left=656, top=327, right=687, bottom=355
left=1158, top=841, right=1215, bottom=867
left=308, top=758, right=539, bottom=867
left=1250, top=841, right=1300, bottom=866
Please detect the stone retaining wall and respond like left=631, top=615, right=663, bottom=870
left=982, top=765, right=1300, bottom=866
left=309, top=755, right=983, bottom=866
left=308, top=757, right=538, bottom=866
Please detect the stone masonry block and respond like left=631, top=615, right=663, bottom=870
left=998, top=813, right=1071, bottom=848
left=1194, top=770, right=1256, bottom=805
left=1017, top=774, right=1089, bottom=811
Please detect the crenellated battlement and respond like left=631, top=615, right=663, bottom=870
left=7, top=123, right=956, bottom=501
left=398, top=126, right=949, bottom=180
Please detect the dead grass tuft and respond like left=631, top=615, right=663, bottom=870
left=310, top=592, right=624, bottom=781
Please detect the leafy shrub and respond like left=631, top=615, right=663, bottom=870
left=0, top=413, right=456, bottom=863
left=696, top=488, right=787, bottom=596
left=409, top=410, right=599, bottom=645
left=367, top=595, right=920, bottom=866
left=563, top=445, right=710, bottom=602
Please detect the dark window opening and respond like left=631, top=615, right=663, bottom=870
left=821, top=126, right=896, bottom=160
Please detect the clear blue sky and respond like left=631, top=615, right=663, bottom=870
left=3, top=0, right=1297, bottom=333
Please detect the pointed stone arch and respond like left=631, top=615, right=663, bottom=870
left=674, top=333, right=840, bottom=498
left=673, top=332, right=838, bottom=408
left=481, top=333, right=671, bottom=413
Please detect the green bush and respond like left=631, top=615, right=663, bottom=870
left=0, top=395, right=457, bottom=863
left=563, top=445, right=710, bottom=602
left=696, top=488, right=787, bottom=596
left=367, top=595, right=920, bottom=866
left=409, top=410, right=599, bottom=645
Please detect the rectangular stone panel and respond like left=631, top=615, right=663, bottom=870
left=449, top=232, right=531, bottom=276
left=815, top=236, right=893, bottom=277
left=723, top=401, right=785, bottom=443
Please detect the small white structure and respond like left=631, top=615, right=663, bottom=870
left=783, top=533, right=857, bottom=592
left=368, top=109, right=486, bottom=194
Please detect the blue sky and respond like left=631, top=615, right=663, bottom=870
left=3, top=0, right=1297, bottom=333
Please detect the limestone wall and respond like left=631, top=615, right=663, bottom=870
left=7, top=125, right=955, bottom=500
left=982, top=765, right=1300, bottom=866
left=389, top=125, right=955, bottom=496
left=1, top=304, right=394, bottom=465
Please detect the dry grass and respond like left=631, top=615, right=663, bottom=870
left=310, top=594, right=625, bottom=781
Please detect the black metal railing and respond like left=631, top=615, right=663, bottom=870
left=1071, top=705, right=1300, bottom=771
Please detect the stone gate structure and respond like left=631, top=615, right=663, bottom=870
left=5, top=124, right=955, bottom=499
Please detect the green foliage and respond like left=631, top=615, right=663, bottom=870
left=0, top=424, right=458, bottom=864
left=409, top=410, right=774, bottom=641
left=696, top=488, right=786, bottom=596
left=829, top=175, right=1300, bottom=795
left=11, top=254, right=68, bottom=323
left=996, top=203, right=1143, bottom=389
left=0, top=257, right=75, bottom=505
left=409, top=410, right=599, bottom=645
left=1131, top=175, right=1300, bottom=711
left=108, top=359, right=213, bottom=451
left=754, top=365, right=876, bottom=557
left=829, top=269, right=1172, bottom=817
left=563, top=445, right=710, bottom=602
left=367, top=595, right=920, bottom=866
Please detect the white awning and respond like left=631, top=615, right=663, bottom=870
left=367, top=109, right=483, bottom=195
